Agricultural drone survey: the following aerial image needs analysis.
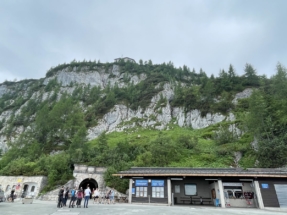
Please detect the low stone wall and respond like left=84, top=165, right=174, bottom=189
left=38, top=179, right=75, bottom=201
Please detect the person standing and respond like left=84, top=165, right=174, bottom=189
left=69, top=187, right=77, bottom=208
left=109, top=188, right=115, bottom=204
left=76, top=188, right=83, bottom=208
left=10, top=189, right=15, bottom=202
left=57, top=186, right=64, bottom=208
left=84, top=185, right=91, bottom=208
left=91, top=188, right=95, bottom=200
left=94, top=188, right=100, bottom=204
left=105, top=190, right=111, bottom=204
left=63, top=187, right=69, bottom=207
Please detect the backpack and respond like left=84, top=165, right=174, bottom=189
left=71, top=189, right=76, bottom=197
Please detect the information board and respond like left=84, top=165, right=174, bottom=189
left=261, top=183, right=269, bottom=189
left=135, top=180, right=148, bottom=186
left=151, top=180, right=164, bottom=187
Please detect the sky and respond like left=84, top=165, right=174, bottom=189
left=0, top=0, right=287, bottom=83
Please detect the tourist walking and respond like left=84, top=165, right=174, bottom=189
left=69, top=187, right=77, bottom=208
left=84, top=185, right=91, bottom=208
left=76, top=188, right=83, bottom=208
left=57, top=186, right=64, bottom=208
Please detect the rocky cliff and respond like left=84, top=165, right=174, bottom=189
left=0, top=62, right=253, bottom=153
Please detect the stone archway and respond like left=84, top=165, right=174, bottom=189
left=79, top=178, right=98, bottom=191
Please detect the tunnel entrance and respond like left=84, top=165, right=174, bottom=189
left=79, top=178, right=98, bottom=192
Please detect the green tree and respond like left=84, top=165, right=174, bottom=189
left=243, top=64, right=260, bottom=87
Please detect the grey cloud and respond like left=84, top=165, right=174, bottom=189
left=0, top=0, right=286, bottom=83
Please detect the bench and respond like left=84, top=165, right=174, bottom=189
left=192, top=197, right=213, bottom=205
left=179, top=197, right=212, bottom=205
left=180, top=197, right=191, bottom=204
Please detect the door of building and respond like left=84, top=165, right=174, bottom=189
left=274, top=184, right=287, bottom=208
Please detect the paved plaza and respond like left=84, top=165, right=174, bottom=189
left=0, top=200, right=286, bottom=215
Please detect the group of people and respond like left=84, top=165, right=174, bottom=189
left=92, top=188, right=115, bottom=204
left=57, top=185, right=115, bottom=209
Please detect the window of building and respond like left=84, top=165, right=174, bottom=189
left=184, top=184, right=197, bottom=196
left=224, top=187, right=243, bottom=199
left=152, top=187, right=164, bottom=198
left=31, top=186, right=35, bottom=192
left=136, top=187, right=147, bottom=197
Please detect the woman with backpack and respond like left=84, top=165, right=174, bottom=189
left=69, top=187, right=77, bottom=208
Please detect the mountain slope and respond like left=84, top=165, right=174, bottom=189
left=0, top=59, right=286, bottom=192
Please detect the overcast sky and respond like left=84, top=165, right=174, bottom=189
left=0, top=0, right=286, bottom=83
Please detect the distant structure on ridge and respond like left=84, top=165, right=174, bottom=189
left=114, top=57, right=136, bottom=63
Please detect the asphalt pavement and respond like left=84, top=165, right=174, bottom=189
left=1, top=199, right=286, bottom=215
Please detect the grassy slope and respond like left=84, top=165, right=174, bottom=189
left=88, top=123, right=250, bottom=168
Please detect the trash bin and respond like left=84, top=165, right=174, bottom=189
left=215, top=199, right=220, bottom=207
left=174, top=197, right=177, bottom=204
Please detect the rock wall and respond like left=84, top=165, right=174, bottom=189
left=43, top=65, right=147, bottom=88
left=0, top=176, right=47, bottom=198
left=0, top=67, right=254, bottom=152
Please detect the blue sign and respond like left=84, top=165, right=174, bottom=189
left=135, top=180, right=148, bottom=186
left=132, top=188, right=135, bottom=194
left=261, top=184, right=269, bottom=189
left=151, top=180, right=165, bottom=187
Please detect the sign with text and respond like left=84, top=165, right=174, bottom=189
left=151, top=180, right=165, bottom=187
left=261, top=184, right=269, bottom=189
left=135, top=180, right=148, bottom=186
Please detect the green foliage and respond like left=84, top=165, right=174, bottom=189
left=213, top=124, right=238, bottom=145
left=1, top=59, right=287, bottom=193
left=243, top=63, right=287, bottom=167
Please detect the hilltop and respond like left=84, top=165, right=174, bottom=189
left=0, top=59, right=286, bottom=192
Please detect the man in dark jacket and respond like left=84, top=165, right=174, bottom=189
left=10, top=189, right=15, bottom=202
left=63, top=187, right=69, bottom=206
left=57, top=186, right=64, bottom=208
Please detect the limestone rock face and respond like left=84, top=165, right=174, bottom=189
left=43, top=65, right=147, bottom=88
left=232, top=88, right=253, bottom=104
left=0, top=85, right=11, bottom=97
left=1, top=72, right=253, bottom=153
left=87, top=83, right=233, bottom=140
